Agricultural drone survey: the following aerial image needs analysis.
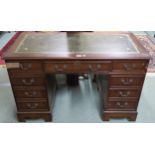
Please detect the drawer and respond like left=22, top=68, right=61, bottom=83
left=7, top=61, right=43, bottom=75
left=113, top=60, right=148, bottom=72
left=105, top=100, right=138, bottom=110
left=44, top=62, right=74, bottom=73
left=44, top=61, right=112, bottom=73
left=109, top=75, right=145, bottom=87
left=108, top=88, right=141, bottom=98
left=13, top=87, right=47, bottom=98
left=11, top=77, right=45, bottom=86
left=85, top=61, right=112, bottom=72
left=16, top=99, right=49, bottom=111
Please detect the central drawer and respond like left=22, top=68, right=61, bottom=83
left=44, top=61, right=112, bottom=73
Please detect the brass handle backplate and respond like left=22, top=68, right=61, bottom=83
left=22, top=78, right=35, bottom=85
left=119, top=91, right=130, bottom=97
left=24, top=91, right=37, bottom=97
left=121, top=78, right=133, bottom=85
left=116, top=102, right=128, bottom=108
left=54, top=64, right=67, bottom=72
left=27, top=103, right=38, bottom=109
left=123, top=63, right=136, bottom=70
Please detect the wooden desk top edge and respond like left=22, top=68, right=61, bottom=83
left=3, top=31, right=150, bottom=60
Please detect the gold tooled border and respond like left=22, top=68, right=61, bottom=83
left=14, top=33, right=139, bottom=53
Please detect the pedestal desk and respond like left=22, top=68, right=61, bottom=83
left=3, top=32, right=150, bottom=122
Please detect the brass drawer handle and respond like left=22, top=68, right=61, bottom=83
left=116, top=102, right=128, bottom=108
left=142, top=62, right=146, bottom=67
left=88, top=64, right=92, bottom=71
left=54, top=65, right=63, bottom=72
left=142, top=62, right=148, bottom=69
left=97, top=64, right=101, bottom=69
left=27, top=103, right=38, bottom=109
left=54, top=64, right=67, bottom=72
left=20, top=63, right=32, bottom=70
left=88, top=64, right=99, bottom=72
left=22, top=78, right=35, bottom=85
left=24, top=91, right=37, bottom=97
left=123, top=63, right=136, bottom=71
left=121, top=78, right=133, bottom=85
left=119, top=91, right=130, bottom=97
left=74, top=61, right=80, bottom=65
left=63, top=64, right=67, bottom=69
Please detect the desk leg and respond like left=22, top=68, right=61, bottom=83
left=103, top=111, right=137, bottom=121
left=17, top=112, right=52, bottom=122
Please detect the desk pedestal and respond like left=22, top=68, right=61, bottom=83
left=6, top=59, right=148, bottom=122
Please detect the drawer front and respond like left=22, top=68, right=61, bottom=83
left=113, top=60, right=148, bottom=72
left=85, top=61, right=112, bottom=72
left=14, top=87, right=47, bottom=98
left=11, top=77, right=45, bottom=86
left=109, top=75, right=145, bottom=87
left=44, top=63, right=74, bottom=73
left=109, top=88, right=141, bottom=98
left=44, top=61, right=112, bottom=73
left=17, top=101, right=49, bottom=111
left=106, top=100, right=138, bottom=110
left=7, top=61, right=43, bottom=75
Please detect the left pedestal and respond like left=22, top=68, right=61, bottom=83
left=6, top=61, right=55, bottom=122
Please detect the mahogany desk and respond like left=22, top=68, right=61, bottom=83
left=3, top=32, right=150, bottom=122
